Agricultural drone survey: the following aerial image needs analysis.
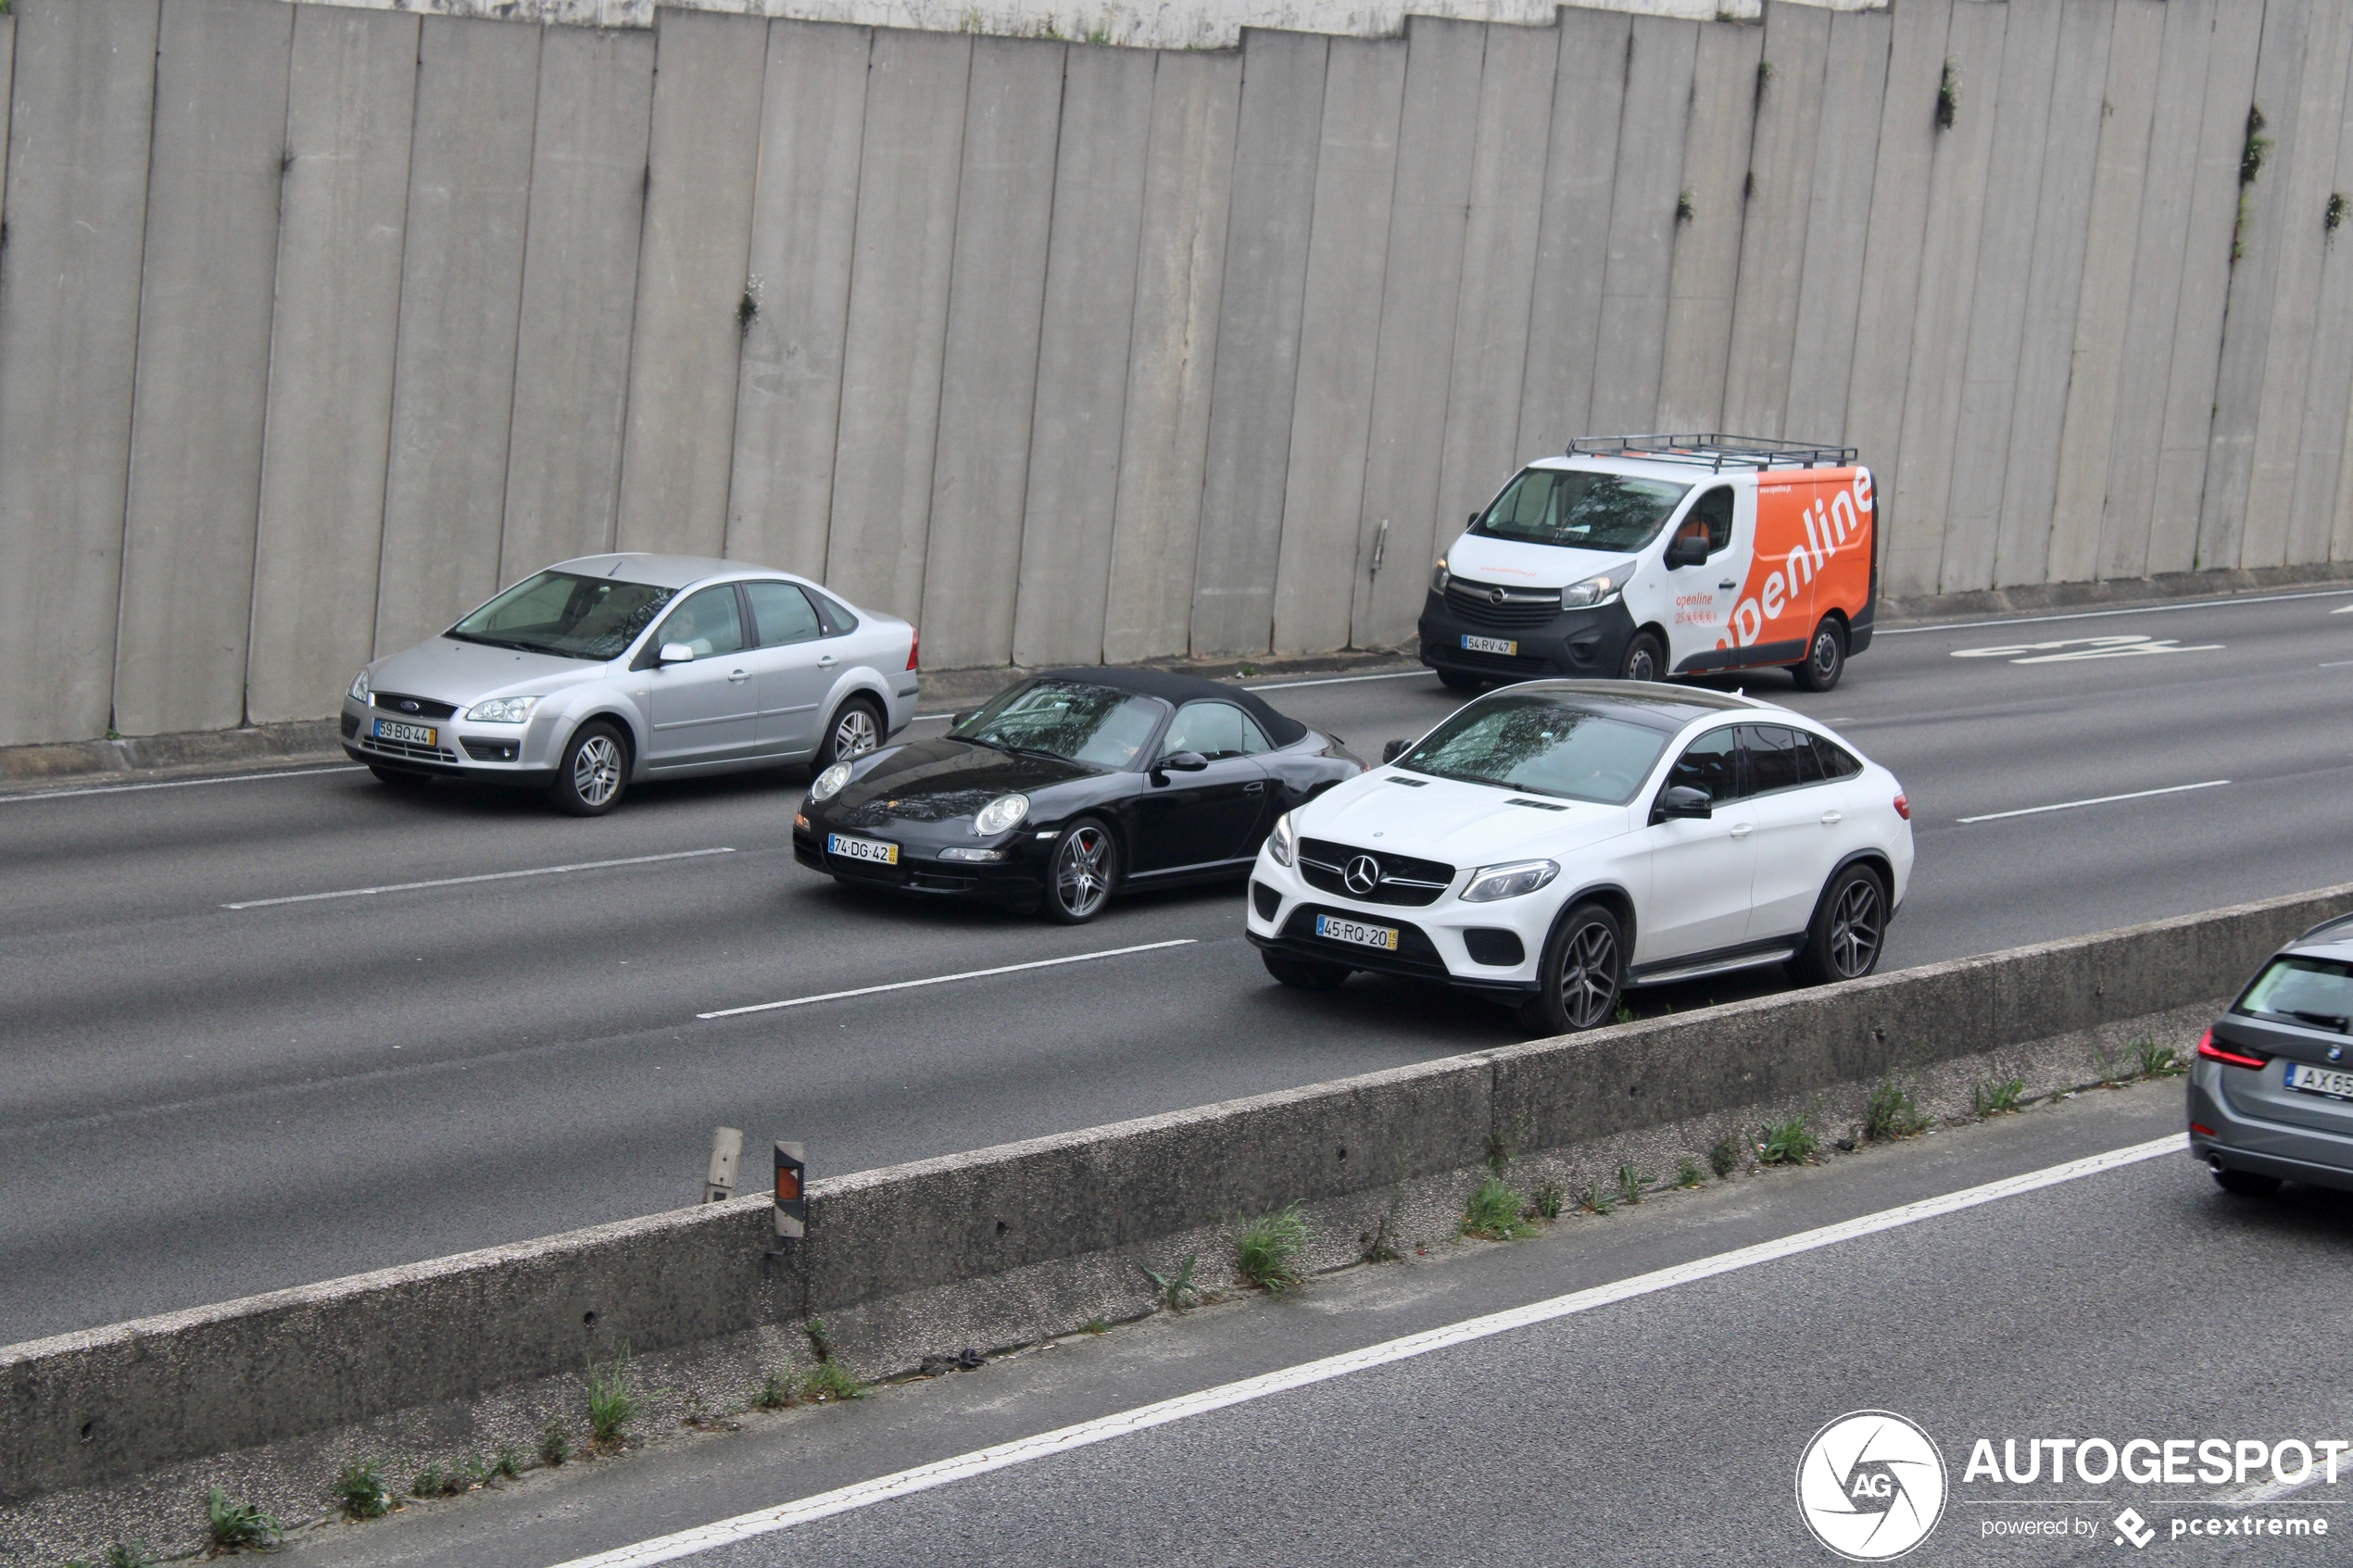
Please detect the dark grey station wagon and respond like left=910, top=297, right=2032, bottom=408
left=2191, top=911, right=2353, bottom=1196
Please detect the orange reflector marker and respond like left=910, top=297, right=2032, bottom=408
left=774, top=1141, right=807, bottom=1240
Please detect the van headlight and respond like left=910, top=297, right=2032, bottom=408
left=1268, top=810, right=1297, bottom=868
left=973, top=793, right=1030, bottom=835
left=1462, top=859, right=1560, bottom=902
left=464, top=695, right=540, bottom=723
left=1560, top=572, right=1621, bottom=609
left=810, top=761, right=852, bottom=803
left=349, top=668, right=371, bottom=702
left=1430, top=557, right=1451, bottom=593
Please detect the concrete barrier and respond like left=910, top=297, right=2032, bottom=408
left=6, top=882, right=2348, bottom=1511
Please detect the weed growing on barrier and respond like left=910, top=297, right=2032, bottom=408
left=1571, top=1178, right=1615, bottom=1216
left=1676, top=1158, right=1705, bottom=1189
left=804, top=1318, right=837, bottom=1363
left=754, top=1371, right=799, bottom=1410
left=336, top=1460, right=391, bottom=1520
left=1614, top=1164, right=1655, bottom=1207
left=1362, top=1183, right=1406, bottom=1262
left=409, top=1461, right=445, bottom=1499
left=538, top=1423, right=573, bottom=1466
left=1936, top=62, right=1958, bottom=130
left=2135, top=1036, right=2185, bottom=1078
left=1863, top=1081, right=1930, bottom=1142
left=1462, top=1177, right=1535, bottom=1240
left=492, top=1446, right=522, bottom=1480
left=1708, top=1136, right=1742, bottom=1179
left=206, top=1487, right=281, bottom=1551
left=1483, top=1132, right=1515, bottom=1173
left=1972, top=1077, right=2026, bottom=1119
left=1232, top=1204, right=1311, bottom=1293
left=1082, top=1318, right=1110, bottom=1336
left=2331, top=193, right=2348, bottom=236
left=801, top=1361, right=864, bottom=1403
left=586, top=1348, right=640, bottom=1447
left=63, top=1542, right=153, bottom=1568
left=1141, top=1253, right=1201, bottom=1308
left=1530, top=1178, right=1567, bottom=1220
left=1759, top=1118, right=1818, bottom=1166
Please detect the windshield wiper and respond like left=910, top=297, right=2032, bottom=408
left=2285, top=1009, right=2352, bottom=1034
left=447, top=631, right=526, bottom=650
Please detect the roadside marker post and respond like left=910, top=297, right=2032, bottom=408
left=702, top=1127, right=743, bottom=1204
left=774, top=1142, right=807, bottom=1242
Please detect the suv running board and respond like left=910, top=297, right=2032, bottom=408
left=1629, top=946, right=1799, bottom=986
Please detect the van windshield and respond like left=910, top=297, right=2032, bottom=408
left=1472, top=469, right=1692, bottom=553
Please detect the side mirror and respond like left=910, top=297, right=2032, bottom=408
left=1656, top=784, right=1713, bottom=822
left=1155, top=750, right=1209, bottom=774
left=1665, top=534, right=1710, bottom=570
left=659, top=642, right=696, bottom=664
left=1381, top=739, right=1409, bottom=764
left=1468, top=512, right=1480, bottom=528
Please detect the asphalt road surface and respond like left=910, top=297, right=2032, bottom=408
left=283, top=1079, right=2353, bottom=1568
left=4, top=587, right=2351, bottom=1345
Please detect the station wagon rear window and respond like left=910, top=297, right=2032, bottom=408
left=1398, top=695, right=1670, bottom=806
left=1472, top=469, right=1692, bottom=553
left=2235, top=957, right=2353, bottom=1035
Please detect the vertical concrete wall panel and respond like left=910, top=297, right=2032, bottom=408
left=727, top=19, right=870, bottom=580
left=1104, top=50, right=1241, bottom=665
left=1782, top=6, right=1891, bottom=445
left=1352, top=19, right=1486, bottom=649
left=1931, top=0, right=2057, bottom=595
left=113, top=0, right=292, bottom=737
left=1191, top=31, right=1326, bottom=656
left=372, top=18, right=539, bottom=656
left=613, top=8, right=765, bottom=558
left=1655, top=20, right=1762, bottom=432
left=2296, top=61, right=2353, bottom=564
left=1271, top=38, right=1404, bottom=655
left=917, top=38, right=1061, bottom=671
left=1012, top=46, right=1156, bottom=669
left=826, top=31, right=971, bottom=620
left=1516, top=6, right=1629, bottom=460
left=2045, top=0, right=2164, bottom=585
left=2145, top=0, right=2265, bottom=575
left=1433, top=22, right=1557, bottom=546
left=1589, top=17, right=1697, bottom=433
left=0, top=0, right=161, bottom=746
left=246, top=6, right=418, bottom=723
left=1842, top=0, right=1950, bottom=529
left=499, top=26, right=655, bottom=583
left=1722, top=3, right=1830, bottom=442
left=1883, top=0, right=2005, bottom=598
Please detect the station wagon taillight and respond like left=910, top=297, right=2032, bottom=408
left=2196, top=1029, right=2271, bottom=1070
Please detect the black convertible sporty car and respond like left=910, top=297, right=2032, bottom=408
left=793, top=668, right=1364, bottom=922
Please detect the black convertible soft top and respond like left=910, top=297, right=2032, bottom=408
left=1032, top=666, right=1309, bottom=748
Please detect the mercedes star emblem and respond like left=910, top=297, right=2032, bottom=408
left=1343, top=855, right=1380, bottom=897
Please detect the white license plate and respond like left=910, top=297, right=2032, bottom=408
left=2284, top=1060, right=2353, bottom=1099
left=1460, top=633, right=1516, bottom=656
left=371, top=718, right=436, bottom=746
left=1315, top=913, right=1400, bottom=951
left=826, top=833, right=900, bottom=866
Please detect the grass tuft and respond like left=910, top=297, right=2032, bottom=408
left=537, top=1423, right=573, bottom=1466
left=1708, top=1135, right=1741, bottom=1179
left=1863, top=1080, right=1930, bottom=1142
left=1141, top=1252, right=1201, bottom=1308
left=2135, top=1036, right=2185, bottom=1077
left=1758, top=1117, right=1818, bottom=1166
left=1530, top=1178, right=1567, bottom=1220
left=1232, top=1204, right=1312, bottom=1292
left=409, top=1461, right=445, bottom=1499
left=586, top=1347, right=639, bottom=1447
left=1571, top=1178, right=1615, bottom=1216
left=63, top=1543, right=155, bottom=1568
left=206, top=1486, right=281, bottom=1551
left=800, top=1361, right=864, bottom=1403
left=754, top=1371, right=799, bottom=1410
left=492, top=1446, right=522, bottom=1480
left=1676, top=1157, right=1705, bottom=1189
left=1614, top=1164, right=1655, bottom=1207
left=336, top=1459, right=392, bottom=1520
left=1972, top=1077, right=2026, bottom=1119
left=1461, top=1177, right=1535, bottom=1240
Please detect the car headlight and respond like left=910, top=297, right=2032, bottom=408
left=349, top=668, right=371, bottom=702
left=1268, top=810, right=1297, bottom=868
left=464, top=695, right=540, bottom=723
left=810, top=761, right=852, bottom=803
left=973, top=793, right=1030, bottom=835
left=1461, top=859, right=1560, bottom=902
left=1430, top=557, right=1450, bottom=593
left=1560, top=571, right=1621, bottom=609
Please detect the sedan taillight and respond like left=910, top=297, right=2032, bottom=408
left=1893, top=792, right=1910, bottom=821
left=907, top=628, right=920, bottom=671
left=2196, top=1029, right=2271, bottom=1070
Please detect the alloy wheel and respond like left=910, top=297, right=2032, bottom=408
left=1558, top=920, right=1619, bottom=1029
left=1055, top=827, right=1112, bottom=919
left=835, top=706, right=880, bottom=760
left=573, top=734, right=623, bottom=807
left=1827, top=877, right=1883, bottom=978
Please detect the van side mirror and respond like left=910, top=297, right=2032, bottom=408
left=1381, top=739, right=1409, bottom=764
left=1655, top=784, right=1712, bottom=822
left=1665, top=534, right=1710, bottom=570
left=659, top=642, right=696, bottom=664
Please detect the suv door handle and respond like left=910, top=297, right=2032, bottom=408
left=1729, top=822, right=1753, bottom=839
left=1819, top=809, right=1843, bottom=825
left=727, top=669, right=751, bottom=684
left=816, top=654, right=837, bottom=669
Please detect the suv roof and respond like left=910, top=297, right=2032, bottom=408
left=1561, top=433, right=1859, bottom=472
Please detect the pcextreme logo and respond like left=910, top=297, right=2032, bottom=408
left=1797, top=1410, right=1948, bottom=1561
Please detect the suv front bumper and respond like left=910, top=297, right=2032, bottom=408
left=1244, top=847, right=1542, bottom=997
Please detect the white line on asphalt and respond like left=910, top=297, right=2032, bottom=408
left=1239, top=668, right=1437, bottom=691
left=222, top=848, right=737, bottom=909
left=543, top=1134, right=2187, bottom=1568
left=0, top=764, right=364, bottom=804
left=1880, top=586, right=2353, bottom=635
left=1954, top=780, right=2231, bottom=824
left=696, top=939, right=1198, bottom=1020
left=2321, top=659, right=2353, bottom=669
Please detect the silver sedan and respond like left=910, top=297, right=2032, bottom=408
left=342, top=554, right=919, bottom=815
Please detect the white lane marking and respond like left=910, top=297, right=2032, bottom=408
left=697, top=938, right=1199, bottom=1019
left=0, top=764, right=364, bottom=804
left=1881, top=586, right=2353, bottom=635
left=222, top=848, right=736, bottom=909
left=1949, top=633, right=2224, bottom=663
left=2322, top=659, right=2353, bottom=669
left=545, top=1134, right=2187, bottom=1568
left=1956, top=780, right=2230, bottom=824
left=1239, top=668, right=1438, bottom=692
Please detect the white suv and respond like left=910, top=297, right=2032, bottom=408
left=1244, top=681, right=1912, bottom=1034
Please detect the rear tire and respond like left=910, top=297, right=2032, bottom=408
left=1042, top=817, right=1116, bottom=924
left=367, top=764, right=432, bottom=790
left=2212, top=1166, right=2283, bottom=1198
left=549, top=721, right=628, bottom=817
left=815, top=696, right=884, bottom=771
left=1437, top=670, right=1484, bottom=692
left=1618, top=632, right=1667, bottom=684
left=1790, top=617, right=1847, bottom=692
left=1263, top=952, right=1352, bottom=990
left=1789, top=863, right=1888, bottom=985
left=1516, top=901, right=1625, bottom=1036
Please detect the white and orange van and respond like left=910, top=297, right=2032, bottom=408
left=1419, top=435, right=1877, bottom=693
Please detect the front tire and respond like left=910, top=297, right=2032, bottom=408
left=1264, top=951, right=1352, bottom=990
left=1618, top=632, right=1667, bottom=684
left=1790, top=617, right=1847, bottom=692
left=1042, top=817, right=1117, bottom=924
left=1789, top=863, right=1887, bottom=985
left=549, top=721, right=628, bottom=817
left=815, top=696, right=884, bottom=771
left=1517, top=901, right=1625, bottom=1036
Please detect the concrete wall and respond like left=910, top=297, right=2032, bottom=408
left=7, top=880, right=2348, bottom=1510
left=3, top=0, right=2346, bottom=745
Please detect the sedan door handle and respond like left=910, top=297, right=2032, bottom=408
left=1729, top=822, right=1753, bottom=839
left=816, top=654, right=837, bottom=669
left=1819, top=809, right=1843, bottom=825
left=726, top=669, right=751, bottom=684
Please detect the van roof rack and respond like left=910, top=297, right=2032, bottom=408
left=1563, top=434, right=1858, bottom=471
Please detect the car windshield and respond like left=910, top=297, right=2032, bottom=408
left=1472, top=468, right=1692, bottom=552
left=2235, top=956, right=2353, bottom=1034
left=950, top=681, right=1167, bottom=770
left=1398, top=695, right=1670, bottom=805
left=449, top=571, right=675, bottom=660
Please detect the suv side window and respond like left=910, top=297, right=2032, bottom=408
left=1811, top=734, right=1863, bottom=779
left=1739, top=724, right=1818, bottom=795
left=1663, top=726, right=1742, bottom=802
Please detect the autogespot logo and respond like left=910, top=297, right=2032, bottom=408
left=1797, top=1411, right=1948, bottom=1561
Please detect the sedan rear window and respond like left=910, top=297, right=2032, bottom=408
left=950, top=680, right=1167, bottom=770
left=2235, top=957, right=2353, bottom=1035
left=1399, top=695, right=1670, bottom=805
left=1472, top=469, right=1692, bottom=553
left=450, top=571, right=674, bottom=660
